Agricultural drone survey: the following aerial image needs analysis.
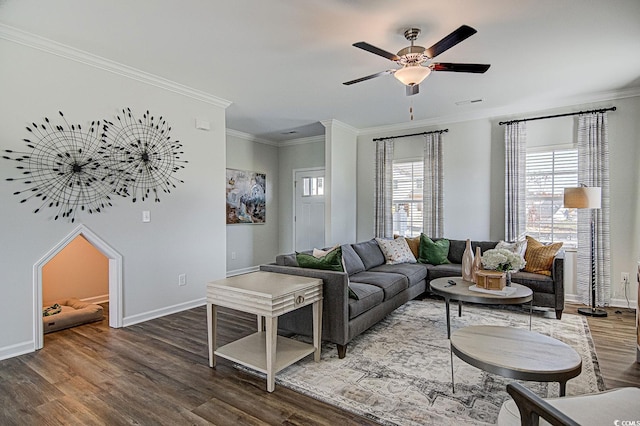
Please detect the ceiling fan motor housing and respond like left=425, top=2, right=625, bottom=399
left=397, top=46, right=427, bottom=65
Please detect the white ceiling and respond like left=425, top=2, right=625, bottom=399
left=2, top=0, right=640, bottom=141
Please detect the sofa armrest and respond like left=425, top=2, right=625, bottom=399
left=259, top=263, right=350, bottom=345
left=551, top=251, right=565, bottom=310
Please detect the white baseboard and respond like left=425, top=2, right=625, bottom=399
left=0, top=340, right=35, bottom=361
left=226, top=266, right=260, bottom=277
left=565, top=293, right=637, bottom=309
left=122, top=298, right=206, bottom=327
left=80, top=294, right=109, bottom=305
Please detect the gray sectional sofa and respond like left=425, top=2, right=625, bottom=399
left=260, top=238, right=564, bottom=358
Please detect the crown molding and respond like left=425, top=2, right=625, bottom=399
left=358, top=86, right=640, bottom=136
left=226, top=129, right=324, bottom=147
left=278, top=135, right=325, bottom=147
left=0, top=24, right=232, bottom=109
left=321, top=119, right=358, bottom=134
left=226, top=129, right=279, bottom=146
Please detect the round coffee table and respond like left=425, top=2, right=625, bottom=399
left=450, top=325, right=582, bottom=396
left=429, top=277, right=533, bottom=338
left=430, top=276, right=533, bottom=338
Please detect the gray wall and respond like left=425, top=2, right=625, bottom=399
left=357, top=118, right=495, bottom=242
left=356, top=95, right=640, bottom=305
left=324, top=121, right=357, bottom=246
left=277, top=139, right=325, bottom=254
left=225, top=133, right=279, bottom=274
left=0, top=38, right=228, bottom=358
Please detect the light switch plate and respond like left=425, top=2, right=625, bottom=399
left=142, top=211, right=150, bottom=222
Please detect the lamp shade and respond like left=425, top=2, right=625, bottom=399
left=393, top=65, right=431, bottom=86
left=564, top=186, right=601, bottom=209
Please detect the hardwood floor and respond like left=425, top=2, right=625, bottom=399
left=0, top=302, right=637, bottom=425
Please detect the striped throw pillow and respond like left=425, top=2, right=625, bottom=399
left=524, top=236, right=563, bottom=276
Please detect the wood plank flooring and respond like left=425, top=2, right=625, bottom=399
left=0, top=301, right=637, bottom=425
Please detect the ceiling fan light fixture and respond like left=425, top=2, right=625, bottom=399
left=393, top=65, right=431, bottom=86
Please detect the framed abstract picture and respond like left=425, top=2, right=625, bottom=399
left=226, top=169, right=266, bottom=224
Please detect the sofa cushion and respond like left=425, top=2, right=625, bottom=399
left=341, top=244, right=366, bottom=276
left=276, top=253, right=299, bottom=266
left=511, top=271, right=554, bottom=294
left=447, top=240, right=498, bottom=264
left=447, top=239, right=467, bottom=264
left=369, top=263, right=427, bottom=287
left=375, top=237, right=416, bottom=265
left=349, top=271, right=408, bottom=300
left=348, top=282, right=384, bottom=319
left=418, top=235, right=450, bottom=265
left=472, top=240, right=499, bottom=256
left=427, top=263, right=462, bottom=280
left=352, top=239, right=386, bottom=270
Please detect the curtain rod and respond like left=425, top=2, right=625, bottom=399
left=498, top=106, right=616, bottom=126
left=372, top=128, right=448, bottom=142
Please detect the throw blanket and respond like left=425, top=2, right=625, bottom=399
left=43, top=303, right=61, bottom=317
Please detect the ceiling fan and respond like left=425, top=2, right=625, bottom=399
left=344, top=25, right=490, bottom=96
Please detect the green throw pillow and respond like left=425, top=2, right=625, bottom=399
left=418, top=235, right=450, bottom=265
left=296, top=247, right=359, bottom=300
left=296, top=247, right=343, bottom=271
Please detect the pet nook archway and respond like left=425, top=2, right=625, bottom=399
left=33, top=224, right=123, bottom=350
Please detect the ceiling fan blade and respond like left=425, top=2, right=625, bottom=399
left=406, top=85, right=419, bottom=96
left=353, top=42, right=400, bottom=62
left=431, top=63, right=491, bottom=73
left=343, top=70, right=393, bottom=85
left=425, top=25, right=477, bottom=59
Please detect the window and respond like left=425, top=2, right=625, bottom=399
left=525, top=148, right=578, bottom=247
left=302, top=176, right=324, bottom=197
left=392, top=160, right=423, bottom=237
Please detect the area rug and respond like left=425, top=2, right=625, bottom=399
left=242, top=299, right=605, bottom=426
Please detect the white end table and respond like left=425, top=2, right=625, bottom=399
left=207, top=271, right=323, bottom=392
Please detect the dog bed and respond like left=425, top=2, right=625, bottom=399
left=43, top=298, right=104, bottom=333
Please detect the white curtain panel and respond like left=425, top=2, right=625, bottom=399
left=374, top=139, right=394, bottom=238
left=504, top=122, right=527, bottom=241
left=577, top=112, right=611, bottom=306
left=423, top=133, right=444, bottom=238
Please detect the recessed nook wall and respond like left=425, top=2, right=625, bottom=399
left=43, top=235, right=109, bottom=306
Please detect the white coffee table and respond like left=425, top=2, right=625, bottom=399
left=450, top=325, right=582, bottom=396
left=430, top=276, right=533, bottom=338
left=207, top=271, right=323, bottom=392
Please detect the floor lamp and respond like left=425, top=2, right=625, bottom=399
left=564, top=186, right=607, bottom=317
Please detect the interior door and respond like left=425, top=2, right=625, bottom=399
left=294, top=169, right=325, bottom=251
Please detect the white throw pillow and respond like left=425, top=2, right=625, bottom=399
left=312, top=245, right=339, bottom=258
left=496, top=239, right=528, bottom=258
left=375, top=237, right=417, bottom=265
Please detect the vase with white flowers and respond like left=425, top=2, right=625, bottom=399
left=480, top=248, right=526, bottom=286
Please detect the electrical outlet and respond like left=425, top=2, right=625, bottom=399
left=178, top=273, right=186, bottom=286
left=621, top=272, right=629, bottom=284
left=231, top=251, right=236, bottom=260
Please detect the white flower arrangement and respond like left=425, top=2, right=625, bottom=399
left=481, top=248, right=526, bottom=272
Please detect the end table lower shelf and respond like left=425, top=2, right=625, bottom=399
left=215, top=332, right=317, bottom=374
